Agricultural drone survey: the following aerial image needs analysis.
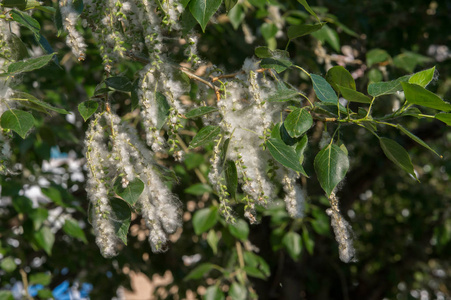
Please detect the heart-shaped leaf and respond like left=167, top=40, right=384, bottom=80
left=78, top=101, right=99, bottom=121
left=1, top=109, right=35, bottom=139
left=284, top=108, right=313, bottom=138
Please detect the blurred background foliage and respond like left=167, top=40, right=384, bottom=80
left=1, top=0, right=450, bottom=299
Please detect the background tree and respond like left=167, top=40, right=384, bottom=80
left=0, top=0, right=450, bottom=299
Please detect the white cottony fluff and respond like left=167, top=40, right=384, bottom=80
left=327, top=192, right=357, bottom=263
left=84, top=112, right=182, bottom=257
left=281, top=170, right=305, bottom=218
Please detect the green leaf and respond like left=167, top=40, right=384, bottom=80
left=207, top=229, right=219, bottom=254
left=37, top=289, right=54, bottom=299
left=297, top=0, right=320, bottom=22
left=260, top=57, right=292, bottom=73
left=12, top=196, right=33, bottom=213
left=0, top=291, right=14, bottom=300
left=73, top=0, right=84, bottom=14
left=267, top=86, right=300, bottom=102
left=225, top=160, right=238, bottom=199
left=63, top=218, right=88, bottom=244
left=261, top=23, right=278, bottom=41
left=1, top=109, right=34, bottom=139
left=1, top=257, right=17, bottom=273
left=243, top=251, right=270, bottom=277
left=192, top=206, right=219, bottom=235
left=189, top=0, right=222, bottom=32
left=255, top=47, right=289, bottom=59
left=280, top=123, right=298, bottom=146
left=367, top=75, right=410, bottom=97
left=435, top=113, right=451, bottom=126
left=302, top=229, right=314, bottom=255
left=228, top=219, right=249, bottom=241
left=10, top=9, right=40, bottom=33
left=393, top=51, right=432, bottom=73
left=225, top=0, right=238, bottom=12
left=35, top=6, right=56, bottom=14
left=368, top=68, right=383, bottom=83
left=379, top=137, right=418, bottom=180
left=54, top=3, right=64, bottom=36
left=29, top=208, right=48, bottom=231
left=203, top=285, right=225, bottom=300
left=229, top=282, right=247, bottom=300
left=266, top=138, right=307, bottom=175
left=155, top=92, right=171, bottom=130
left=78, top=101, right=98, bottom=121
left=2, top=0, right=39, bottom=10
left=311, top=25, right=340, bottom=52
left=284, top=108, right=313, bottom=138
left=287, top=23, right=323, bottom=40
left=33, top=226, right=55, bottom=255
left=109, top=198, right=131, bottom=245
left=185, top=106, right=218, bottom=118
left=408, top=66, right=435, bottom=87
left=189, top=125, right=221, bottom=148
left=255, top=46, right=272, bottom=58
left=366, top=48, right=390, bottom=67
left=184, top=183, right=213, bottom=195
left=113, top=177, right=145, bottom=206
left=314, top=143, right=349, bottom=197
left=283, top=231, right=302, bottom=261
left=296, top=134, right=308, bottom=163
left=29, top=272, right=51, bottom=285
left=243, top=266, right=266, bottom=279
left=397, top=125, right=440, bottom=157
left=130, top=79, right=140, bottom=111
left=2, top=53, right=55, bottom=76
left=11, top=91, right=69, bottom=114
left=310, top=74, right=338, bottom=104
left=9, top=34, right=29, bottom=61
left=35, top=33, right=55, bottom=58
left=402, top=82, right=451, bottom=112
left=105, top=76, right=133, bottom=92
left=184, top=263, right=217, bottom=280
left=326, top=65, right=356, bottom=92
left=338, top=86, right=371, bottom=103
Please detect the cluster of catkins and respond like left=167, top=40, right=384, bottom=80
left=59, top=0, right=344, bottom=259
left=84, top=112, right=182, bottom=257
left=0, top=18, right=17, bottom=174
left=71, top=0, right=189, bottom=256
left=204, top=58, right=307, bottom=223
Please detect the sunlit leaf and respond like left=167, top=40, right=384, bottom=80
left=78, top=101, right=99, bottom=121
left=402, top=82, right=451, bottom=112
left=326, top=66, right=355, bottom=92
left=314, top=143, right=349, bottom=197
left=189, top=0, right=222, bottom=32
left=408, top=66, right=435, bottom=87
left=113, top=177, right=145, bottom=206
left=284, top=108, right=313, bottom=138
left=192, top=206, right=219, bottom=235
